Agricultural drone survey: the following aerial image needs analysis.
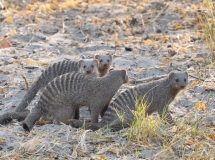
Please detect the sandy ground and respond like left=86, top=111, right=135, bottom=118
left=0, top=0, right=214, bottom=159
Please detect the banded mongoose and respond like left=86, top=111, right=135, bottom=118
left=95, top=54, right=112, bottom=77
left=0, top=55, right=112, bottom=125
left=15, top=55, right=112, bottom=112
left=22, top=69, right=128, bottom=131
left=70, top=71, right=188, bottom=131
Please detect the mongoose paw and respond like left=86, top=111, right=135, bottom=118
left=68, top=119, right=84, bottom=128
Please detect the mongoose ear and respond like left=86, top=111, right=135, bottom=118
left=94, top=55, right=99, bottom=59
left=78, top=60, right=83, bottom=68
left=93, top=59, right=99, bottom=67
left=168, top=71, right=175, bottom=79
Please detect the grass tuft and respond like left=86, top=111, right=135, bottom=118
left=200, top=0, right=215, bottom=62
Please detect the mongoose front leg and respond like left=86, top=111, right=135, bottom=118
left=74, top=108, right=80, bottom=119
left=158, top=107, right=174, bottom=125
left=90, top=109, right=99, bottom=123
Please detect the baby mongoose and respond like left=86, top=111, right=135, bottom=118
left=70, top=71, right=188, bottom=131
left=22, top=69, right=128, bottom=131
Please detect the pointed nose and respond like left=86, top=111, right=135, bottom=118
left=86, top=70, right=91, bottom=74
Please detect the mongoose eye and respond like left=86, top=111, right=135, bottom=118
left=83, top=65, right=86, bottom=68
left=91, top=65, right=94, bottom=68
left=175, top=79, right=179, bottom=82
left=184, top=78, right=186, bottom=82
left=107, top=59, right=110, bottom=63
left=100, top=59, right=103, bottom=63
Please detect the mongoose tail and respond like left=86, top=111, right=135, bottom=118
left=22, top=105, right=43, bottom=131
left=15, top=60, right=79, bottom=112
left=0, top=110, right=30, bottom=124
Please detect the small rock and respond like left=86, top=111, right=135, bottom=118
left=194, top=85, right=205, bottom=93
left=39, top=25, right=59, bottom=35
left=125, top=46, right=133, bottom=51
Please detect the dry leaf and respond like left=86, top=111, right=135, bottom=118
left=7, top=29, right=16, bottom=36
left=40, top=61, right=49, bottom=66
left=96, top=155, right=106, bottom=159
left=93, top=17, right=97, bottom=24
left=135, top=68, right=143, bottom=72
left=186, top=138, right=195, bottom=145
left=190, top=80, right=199, bottom=88
left=144, top=39, right=154, bottom=46
left=175, top=25, right=184, bottom=30
left=0, top=138, right=6, bottom=145
left=0, top=87, right=6, bottom=94
left=136, top=6, right=144, bottom=10
left=3, top=17, right=13, bottom=23
left=36, top=117, right=46, bottom=125
left=25, top=58, right=38, bottom=67
left=208, top=133, right=215, bottom=141
left=108, top=147, right=119, bottom=156
left=195, top=101, right=206, bottom=111
left=162, top=58, right=173, bottom=64
left=0, top=36, right=12, bottom=48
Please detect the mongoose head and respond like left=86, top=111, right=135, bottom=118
left=95, top=54, right=112, bottom=70
left=78, top=59, right=99, bottom=75
left=109, top=69, right=129, bottom=84
left=169, top=71, right=188, bottom=90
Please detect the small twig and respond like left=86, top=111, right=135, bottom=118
left=21, top=74, right=29, bottom=90
left=129, top=75, right=167, bottom=84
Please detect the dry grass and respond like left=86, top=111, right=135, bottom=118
left=127, top=99, right=215, bottom=159
left=200, top=0, right=215, bottom=62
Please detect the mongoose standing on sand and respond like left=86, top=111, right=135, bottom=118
left=0, top=55, right=112, bottom=124
left=15, top=54, right=112, bottom=112
left=70, top=71, right=188, bottom=131
left=22, top=69, right=128, bottom=131
left=14, top=59, right=98, bottom=113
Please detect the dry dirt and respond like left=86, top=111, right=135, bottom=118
left=0, top=0, right=214, bottom=159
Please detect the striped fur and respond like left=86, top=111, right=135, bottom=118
left=71, top=71, right=188, bottom=131
left=22, top=70, right=128, bottom=131
left=15, top=60, right=79, bottom=112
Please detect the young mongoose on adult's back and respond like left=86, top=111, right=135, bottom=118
left=70, top=71, right=188, bottom=131
left=22, top=69, right=128, bottom=131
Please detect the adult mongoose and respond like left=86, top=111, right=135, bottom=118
left=70, top=71, right=188, bottom=131
left=0, top=55, right=113, bottom=124
left=22, top=69, right=128, bottom=131
left=15, top=54, right=112, bottom=113
left=95, top=54, right=112, bottom=77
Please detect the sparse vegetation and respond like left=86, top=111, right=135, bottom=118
left=127, top=99, right=215, bottom=159
left=200, top=0, right=215, bottom=62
